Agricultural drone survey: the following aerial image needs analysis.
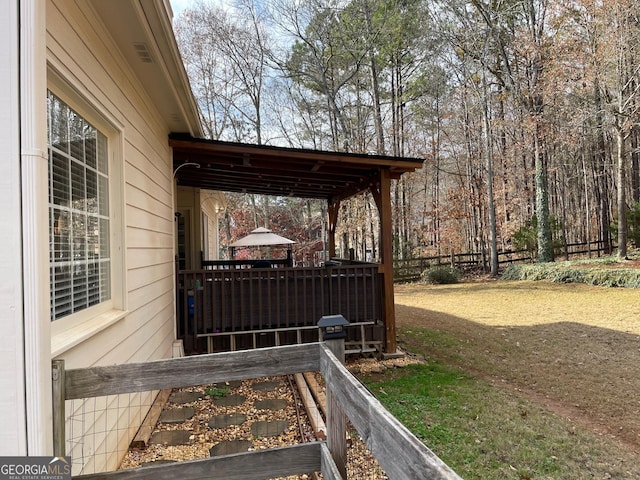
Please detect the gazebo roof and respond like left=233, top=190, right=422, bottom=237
left=229, top=227, right=295, bottom=248
left=169, top=135, right=424, bottom=201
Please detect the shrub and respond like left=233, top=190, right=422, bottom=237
left=611, top=201, right=640, bottom=247
left=627, top=202, right=640, bottom=247
left=502, top=261, right=640, bottom=288
left=583, top=268, right=640, bottom=288
left=421, top=266, right=461, bottom=284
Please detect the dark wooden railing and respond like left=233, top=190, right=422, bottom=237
left=177, top=262, right=383, bottom=353
left=201, top=258, right=292, bottom=269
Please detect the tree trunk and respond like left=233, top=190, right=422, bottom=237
left=481, top=69, right=499, bottom=275
left=364, top=3, right=385, bottom=155
left=616, top=125, right=628, bottom=258
left=534, top=120, right=553, bottom=262
left=593, top=81, right=613, bottom=254
left=631, top=125, right=639, bottom=204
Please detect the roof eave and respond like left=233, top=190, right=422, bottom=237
left=89, top=0, right=202, bottom=136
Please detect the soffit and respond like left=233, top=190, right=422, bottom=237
left=88, top=0, right=201, bottom=136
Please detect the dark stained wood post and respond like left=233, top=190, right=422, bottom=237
left=327, top=199, right=340, bottom=259
left=371, top=168, right=397, bottom=354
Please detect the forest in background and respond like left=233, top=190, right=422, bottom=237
left=173, top=0, right=640, bottom=272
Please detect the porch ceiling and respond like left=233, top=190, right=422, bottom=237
left=169, top=135, right=424, bottom=201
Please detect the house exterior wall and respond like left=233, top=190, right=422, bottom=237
left=200, top=191, right=227, bottom=260
left=41, top=0, right=175, bottom=475
left=176, top=186, right=202, bottom=269
left=176, top=187, right=226, bottom=267
left=47, top=0, right=177, bottom=364
left=0, top=0, right=201, bottom=461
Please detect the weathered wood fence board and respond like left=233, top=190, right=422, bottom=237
left=64, top=343, right=319, bottom=400
left=319, top=344, right=463, bottom=480
left=394, top=240, right=615, bottom=282
left=56, top=342, right=463, bottom=480
left=320, top=443, right=344, bottom=480
left=75, top=442, right=322, bottom=480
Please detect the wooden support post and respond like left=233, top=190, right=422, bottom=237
left=51, top=360, right=66, bottom=457
left=370, top=168, right=397, bottom=354
left=327, top=199, right=340, bottom=259
left=325, top=337, right=347, bottom=479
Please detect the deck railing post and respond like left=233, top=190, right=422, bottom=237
left=325, top=338, right=347, bottom=479
left=52, top=359, right=66, bottom=457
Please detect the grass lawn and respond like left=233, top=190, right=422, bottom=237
left=359, top=280, right=640, bottom=479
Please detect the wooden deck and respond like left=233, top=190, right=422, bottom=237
left=176, top=262, right=385, bottom=354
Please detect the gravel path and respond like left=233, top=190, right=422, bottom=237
left=118, top=363, right=408, bottom=479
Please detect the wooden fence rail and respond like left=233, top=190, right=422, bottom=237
left=394, top=240, right=614, bottom=282
left=53, top=342, right=462, bottom=480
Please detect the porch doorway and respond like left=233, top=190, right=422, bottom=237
left=176, top=208, right=192, bottom=270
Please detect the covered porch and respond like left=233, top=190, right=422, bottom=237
left=170, top=136, right=423, bottom=355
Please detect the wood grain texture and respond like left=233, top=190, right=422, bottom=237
left=324, top=339, right=347, bottom=479
left=303, top=371, right=327, bottom=418
left=52, top=360, right=66, bottom=457
left=319, top=344, right=463, bottom=480
left=320, top=443, right=345, bottom=480
left=65, top=343, right=320, bottom=399
left=76, top=442, right=322, bottom=480
left=294, top=373, right=326, bottom=440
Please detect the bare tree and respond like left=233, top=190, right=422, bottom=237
left=174, top=0, right=272, bottom=143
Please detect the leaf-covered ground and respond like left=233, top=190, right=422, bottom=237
left=394, top=280, right=640, bottom=478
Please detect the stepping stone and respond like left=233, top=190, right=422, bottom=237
left=208, top=413, right=247, bottom=429
left=149, top=430, right=191, bottom=446
left=140, top=460, right=176, bottom=468
left=213, top=394, right=246, bottom=407
left=158, top=407, right=195, bottom=424
left=209, top=439, right=252, bottom=456
left=169, top=391, right=203, bottom=404
left=254, top=399, right=288, bottom=411
left=214, top=380, right=243, bottom=389
left=252, top=381, right=283, bottom=392
left=251, top=420, right=289, bottom=438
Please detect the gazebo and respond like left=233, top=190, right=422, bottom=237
left=170, top=136, right=424, bottom=355
left=229, top=227, right=295, bottom=265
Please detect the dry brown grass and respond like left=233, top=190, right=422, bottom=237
left=395, top=281, right=640, bottom=454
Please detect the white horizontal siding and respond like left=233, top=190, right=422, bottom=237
left=127, top=279, right=174, bottom=317
left=127, top=247, right=175, bottom=270
left=47, top=0, right=181, bottom=472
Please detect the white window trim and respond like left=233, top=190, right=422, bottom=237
left=48, top=68, right=128, bottom=356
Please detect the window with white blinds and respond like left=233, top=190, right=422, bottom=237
left=47, top=91, right=111, bottom=321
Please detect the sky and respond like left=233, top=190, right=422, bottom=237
left=169, top=0, right=193, bottom=16
left=170, top=0, right=228, bottom=17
